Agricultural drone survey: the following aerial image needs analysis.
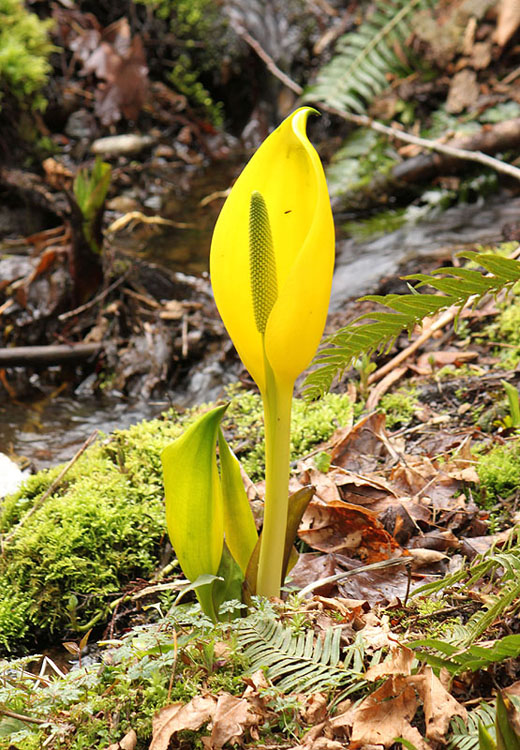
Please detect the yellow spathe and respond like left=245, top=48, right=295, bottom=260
left=210, top=107, right=335, bottom=391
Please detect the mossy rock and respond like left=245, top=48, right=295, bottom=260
left=0, top=387, right=352, bottom=653
left=476, top=438, right=520, bottom=505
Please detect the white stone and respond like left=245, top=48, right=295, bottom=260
left=0, top=453, right=24, bottom=498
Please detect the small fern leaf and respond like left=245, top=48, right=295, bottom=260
left=238, top=615, right=364, bottom=694
left=303, top=251, right=520, bottom=400
left=305, top=0, right=434, bottom=113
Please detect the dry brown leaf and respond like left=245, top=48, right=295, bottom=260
left=105, top=728, right=137, bottom=750
left=204, top=694, right=253, bottom=749
left=407, top=529, right=459, bottom=552
left=407, top=548, right=449, bottom=568
left=410, top=666, right=468, bottom=743
left=299, top=500, right=402, bottom=561
left=365, top=644, right=415, bottom=680
left=296, top=692, right=329, bottom=725
left=149, top=696, right=215, bottom=750
left=331, top=674, right=431, bottom=749
left=494, top=0, right=520, bottom=46
left=446, top=69, right=479, bottom=114
left=329, top=412, right=395, bottom=473
left=289, top=552, right=416, bottom=604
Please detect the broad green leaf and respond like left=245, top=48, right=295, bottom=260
left=161, top=405, right=227, bottom=620
left=479, top=722, right=497, bottom=750
left=218, top=428, right=258, bottom=575
left=213, top=544, right=244, bottom=620
left=173, top=573, right=223, bottom=606
left=496, top=692, right=520, bottom=750
left=282, top=485, right=315, bottom=576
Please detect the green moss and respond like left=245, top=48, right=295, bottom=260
left=0, top=409, right=198, bottom=652
left=378, top=387, right=418, bottom=429
left=224, top=386, right=353, bottom=480
left=135, top=0, right=229, bottom=123
left=476, top=439, right=520, bottom=504
left=0, top=0, right=54, bottom=111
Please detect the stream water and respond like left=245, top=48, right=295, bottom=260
left=2, top=190, right=520, bottom=472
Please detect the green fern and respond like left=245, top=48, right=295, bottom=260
left=410, top=632, right=520, bottom=675
left=449, top=702, right=496, bottom=750
left=303, top=251, right=520, bottom=400
left=408, top=540, right=520, bottom=673
left=304, top=0, right=434, bottom=113
left=238, top=614, right=368, bottom=694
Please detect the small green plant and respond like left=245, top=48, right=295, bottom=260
left=379, top=387, right=418, bottom=428
left=135, top=0, right=226, bottom=122
left=476, top=440, right=520, bottom=503
left=500, top=380, right=520, bottom=429
left=72, top=158, right=112, bottom=256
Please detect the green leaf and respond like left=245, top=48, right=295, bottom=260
left=218, top=429, right=258, bottom=575
left=212, top=544, right=244, bottom=619
left=161, top=405, right=228, bottom=620
left=496, top=692, right=520, bottom=750
left=479, top=722, right=497, bottom=750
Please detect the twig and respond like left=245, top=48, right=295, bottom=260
left=235, top=28, right=303, bottom=95
left=295, top=556, right=413, bottom=600
left=240, top=30, right=520, bottom=182
left=0, top=708, right=46, bottom=726
left=58, top=272, right=129, bottom=321
left=106, top=211, right=195, bottom=233
left=1, top=430, right=99, bottom=551
left=0, top=343, right=101, bottom=367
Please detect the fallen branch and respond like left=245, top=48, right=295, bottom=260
left=0, top=343, right=101, bottom=367
left=0, top=708, right=46, bottom=726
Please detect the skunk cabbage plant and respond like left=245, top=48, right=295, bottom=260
left=162, top=108, right=335, bottom=615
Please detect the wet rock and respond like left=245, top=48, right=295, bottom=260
left=91, top=134, right=155, bottom=157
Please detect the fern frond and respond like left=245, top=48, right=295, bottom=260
left=303, top=251, right=520, bottom=400
left=305, top=0, right=434, bottom=113
left=409, top=543, right=520, bottom=670
left=449, top=702, right=496, bottom=750
left=238, top=614, right=367, bottom=694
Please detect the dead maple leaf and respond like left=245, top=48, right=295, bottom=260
left=149, top=696, right=215, bottom=750
left=289, top=551, right=415, bottom=604
left=299, top=500, right=402, bottom=561
left=203, top=694, right=254, bottom=749
left=364, top=644, right=415, bottom=680
left=331, top=674, right=431, bottom=749
left=328, top=412, right=396, bottom=473
left=410, top=666, right=467, bottom=743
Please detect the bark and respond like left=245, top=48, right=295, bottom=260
left=0, top=343, right=101, bottom=366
